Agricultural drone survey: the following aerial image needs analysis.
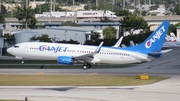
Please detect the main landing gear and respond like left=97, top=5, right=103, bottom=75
left=21, top=58, right=24, bottom=64
left=82, top=63, right=91, bottom=70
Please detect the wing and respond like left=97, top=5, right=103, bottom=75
left=73, top=42, right=104, bottom=64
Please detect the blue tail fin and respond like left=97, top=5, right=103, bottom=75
left=137, top=21, right=170, bottom=52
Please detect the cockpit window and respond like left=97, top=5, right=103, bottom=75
left=14, top=46, right=19, bottom=48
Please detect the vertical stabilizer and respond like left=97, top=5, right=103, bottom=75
left=137, top=21, right=170, bottom=52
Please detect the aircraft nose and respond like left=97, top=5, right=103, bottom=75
left=7, top=47, right=13, bottom=54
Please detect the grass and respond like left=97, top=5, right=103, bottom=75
left=0, top=75, right=168, bottom=86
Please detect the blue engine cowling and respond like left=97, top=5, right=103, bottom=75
left=57, top=56, right=74, bottom=65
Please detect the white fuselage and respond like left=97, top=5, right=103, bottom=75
left=7, top=42, right=150, bottom=64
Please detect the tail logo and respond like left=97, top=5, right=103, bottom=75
left=145, top=40, right=152, bottom=48
left=145, top=25, right=165, bottom=48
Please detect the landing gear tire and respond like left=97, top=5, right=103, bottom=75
left=82, top=63, right=91, bottom=70
left=21, top=59, right=24, bottom=64
left=82, top=65, right=87, bottom=70
left=40, top=65, right=44, bottom=69
left=87, top=63, right=91, bottom=69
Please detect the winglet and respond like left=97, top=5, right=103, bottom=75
left=94, top=42, right=104, bottom=53
left=112, top=36, right=123, bottom=48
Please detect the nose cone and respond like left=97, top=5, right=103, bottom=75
left=7, top=47, right=13, bottom=54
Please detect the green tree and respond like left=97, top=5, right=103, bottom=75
left=30, top=34, right=52, bottom=42
left=0, top=5, right=7, bottom=15
left=84, top=4, right=91, bottom=10
left=100, top=17, right=113, bottom=22
left=34, top=3, right=50, bottom=13
left=133, top=9, right=140, bottom=16
left=91, top=31, right=100, bottom=42
left=122, top=31, right=151, bottom=46
left=141, top=10, right=148, bottom=16
left=150, top=5, right=158, bottom=10
left=61, top=21, right=79, bottom=26
left=2, top=34, right=15, bottom=46
left=103, top=26, right=117, bottom=39
left=168, top=23, right=180, bottom=36
left=0, top=13, right=5, bottom=24
left=115, top=10, right=132, bottom=16
left=28, top=16, right=37, bottom=29
left=38, top=34, right=52, bottom=42
left=174, top=5, right=180, bottom=15
left=30, top=35, right=38, bottom=41
left=120, top=14, right=148, bottom=35
left=14, top=0, right=37, bottom=29
left=34, top=3, right=64, bottom=14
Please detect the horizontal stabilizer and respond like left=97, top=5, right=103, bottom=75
left=121, top=44, right=127, bottom=48
left=148, top=49, right=172, bottom=58
left=130, top=40, right=135, bottom=46
left=161, top=49, right=173, bottom=53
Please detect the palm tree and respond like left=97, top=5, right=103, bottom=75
left=2, top=34, right=15, bottom=47
left=14, top=0, right=37, bottom=29
left=103, top=26, right=117, bottom=39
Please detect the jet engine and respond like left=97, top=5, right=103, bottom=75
left=57, top=56, right=74, bottom=65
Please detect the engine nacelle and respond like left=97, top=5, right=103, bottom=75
left=57, top=56, right=74, bottom=65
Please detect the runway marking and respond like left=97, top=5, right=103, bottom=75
left=44, top=95, right=105, bottom=101
left=89, top=72, right=97, bottom=75
left=48, top=96, right=58, bottom=100
left=147, top=61, right=172, bottom=69
left=35, top=72, right=44, bottom=75
left=45, top=96, right=58, bottom=100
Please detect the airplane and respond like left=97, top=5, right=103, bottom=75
left=165, top=33, right=180, bottom=42
left=163, top=41, right=180, bottom=48
left=163, top=33, right=180, bottom=48
left=7, top=21, right=171, bottom=70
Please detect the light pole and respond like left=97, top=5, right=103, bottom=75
left=0, top=0, right=1, bottom=13
left=56, top=38, right=60, bottom=42
left=52, top=35, right=56, bottom=43
left=123, top=0, right=125, bottom=10
left=75, top=34, right=78, bottom=41
left=50, top=0, right=52, bottom=16
left=73, top=0, right=75, bottom=12
left=53, top=0, right=56, bottom=12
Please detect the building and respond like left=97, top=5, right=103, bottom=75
left=10, top=27, right=95, bottom=44
left=149, top=5, right=166, bottom=16
left=8, top=22, right=122, bottom=44
left=176, top=26, right=180, bottom=38
left=0, top=37, right=6, bottom=55
left=0, top=24, right=4, bottom=36
left=0, top=24, right=6, bottom=55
